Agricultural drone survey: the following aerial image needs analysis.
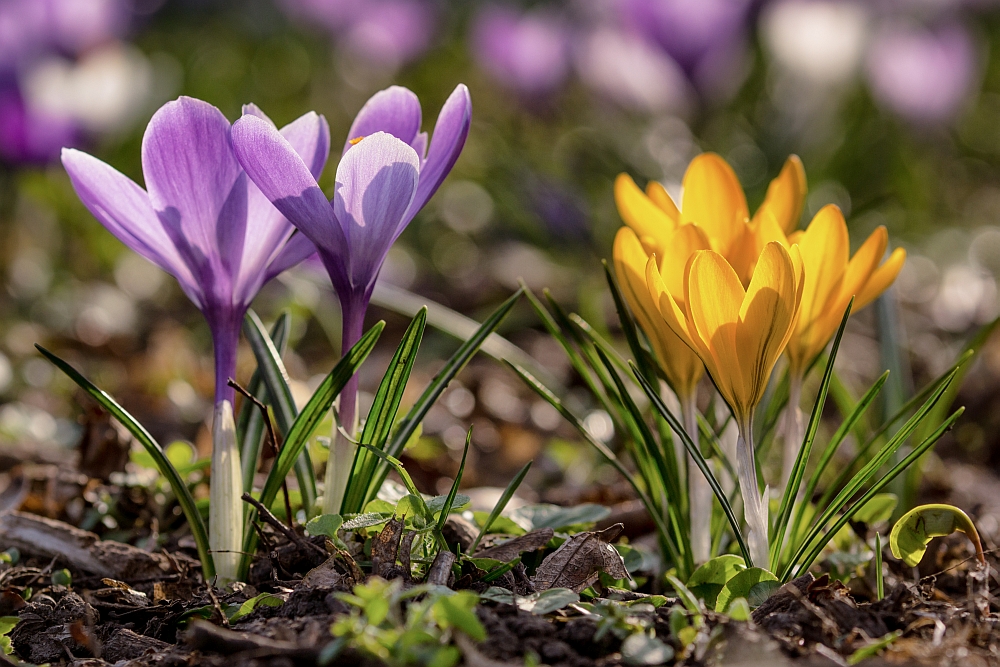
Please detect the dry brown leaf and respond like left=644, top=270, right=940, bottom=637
left=474, top=528, right=554, bottom=561
left=532, top=523, right=628, bottom=592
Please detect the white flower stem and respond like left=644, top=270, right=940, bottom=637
left=322, top=388, right=358, bottom=515
left=736, top=422, right=770, bottom=571
left=683, top=394, right=712, bottom=564
left=780, top=375, right=805, bottom=495
left=210, top=399, right=243, bottom=586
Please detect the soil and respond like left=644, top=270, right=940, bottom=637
left=1, top=458, right=1000, bottom=666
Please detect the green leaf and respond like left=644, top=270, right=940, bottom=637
left=889, top=504, right=985, bottom=567
left=341, top=512, right=393, bottom=530
left=847, top=631, right=902, bottom=665
left=714, top=568, right=778, bottom=612
left=344, top=308, right=427, bottom=513
left=509, top=503, right=611, bottom=532
left=875, top=533, right=884, bottom=601
left=305, top=514, right=343, bottom=539
left=373, top=290, right=523, bottom=492
left=36, top=344, right=215, bottom=580
left=771, top=299, right=852, bottom=568
left=665, top=574, right=702, bottom=619
left=852, top=493, right=898, bottom=525
left=244, top=310, right=317, bottom=514
left=515, top=588, right=580, bottom=615
left=228, top=593, right=284, bottom=623
left=0, top=616, right=19, bottom=636
left=239, top=321, right=384, bottom=580
left=621, top=633, right=674, bottom=666
left=686, top=555, right=746, bottom=608
left=238, top=311, right=289, bottom=494
left=435, top=428, right=471, bottom=533
left=432, top=590, right=487, bottom=641
left=470, top=461, right=531, bottom=553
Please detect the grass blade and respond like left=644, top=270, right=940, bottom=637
left=239, top=311, right=290, bottom=494
left=630, top=362, right=753, bottom=567
left=469, top=460, right=532, bottom=554
left=771, top=300, right=852, bottom=567
left=244, top=310, right=317, bottom=515
left=790, top=408, right=963, bottom=579
left=369, top=289, right=523, bottom=493
left=341, top=308, right=426, bottom=513
left=37, top=345, right=215, bottom=579
left=509, top=360, right=682, bottom=566
left=240, top=321, right=384, bottom=579
left=780, top=370, right=958, bottom=581
left=435, top=427, right=471, bottom=533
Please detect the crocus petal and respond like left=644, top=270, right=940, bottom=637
left=856, top=247, right=906, bottom=308
left=752, top=155, right=806, bottom=235
left=737, top=242, right=799, bottom=413
left=232, top=113, right=342, bottom=255
left=615, top=173, right=676, bottom=251
left=235, top=109, right=332, bottom=303
left=680, top=153, right=748, bottom=256
left=60, top=147, right=202, bottom=305
left=405, top=83, right=472, bottom=228
left=614, top=228, right=703, bottom=397
left=343, top=86, right=423, bottom=154
left=839, top=226, right=887, bottom=307
left=796, top=205, right=849, bottom=342
left=647, top=256, right=697, bottom=350
left=141, top=97, right=245, bottom=290
left=645, top=180, right=680, bottom=220
left=334, top=132, right=420, bottom=292
left=656, top=223, right=712, bottom=299
left=263, top=232, right=318, bottom=283
left=687, top=249, right=745, bottom=415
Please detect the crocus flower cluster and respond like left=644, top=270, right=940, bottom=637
left=613, top=154, right=905, bottom=568
left=61, top=84, right=470, bottom=582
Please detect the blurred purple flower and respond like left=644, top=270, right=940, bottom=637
left=866, top=21, right=979, bottom=124
left=0, top=83, right=77, bottom=164
left=61, top=97, right=329, bottom=405
left=0, top=0, right=128, bottom=69
left=471, top=6, right=571, bottom=97
left=232, top=84, right=470, bottom=440
left=621, top=0, right=753, bottom=100
left=279, top=0, right=435, bottom=69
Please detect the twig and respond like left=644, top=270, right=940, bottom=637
left=229, top=378, right=294, bottom=527
left=241, top=493, right=326, bottom=560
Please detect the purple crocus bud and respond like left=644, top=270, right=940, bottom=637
left=61, top=97, right=329, bottom=581
left=232, top=83, right=471, bottom=513
left=866, top=21, right=979, bottom=124
left=471, top=6, right=571, bottom=97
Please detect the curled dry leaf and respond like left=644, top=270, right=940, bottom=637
left=372, top=518, right=404, bottom=579
left=474, top=528, right=555, bottom=561
left=427, top=549, right=457, bottom=586
left=532, top=523, right=629, bottom=593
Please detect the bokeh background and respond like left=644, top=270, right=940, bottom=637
left=4, top=0, right=1000, bottom=514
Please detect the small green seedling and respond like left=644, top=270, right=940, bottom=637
left=889, top=504, right=985, bottom=568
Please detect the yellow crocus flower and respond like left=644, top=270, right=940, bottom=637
left=778, top=204, right=906, bottom=488
left=647, top=241, right=805, bottom=569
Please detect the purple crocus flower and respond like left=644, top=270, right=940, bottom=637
left=232, top=84, right=471, bottom=512
left=0, top=82, right=78, bottom=164
left=61, top=96, right=329, bottom=581
left=471, top=6, right=571, bottom=97
left=866, top=21, right=979, bottom=124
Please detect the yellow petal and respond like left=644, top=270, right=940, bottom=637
left=729, top=208, right=789, bottom=287
left=736, top=242, right=800, bottom=416
left=615, top=173, right=676, bottom=249
left=856, top=247, right=906, bottom=308
left=647, top=256, right=695, bottom=346
left=752, top=155, right=807, bottom=235
left=656, top=223, right=713, bottom=299
left=840, top=226, right=887, bottom=304
left=680, top=153, right=748, bottom=255
left=646, top=180, right=680, bottom=220
left=796, top=205, right=849, bottom=341
left=614, top=228, right=704, bottom=397
left=686, top=249, right=746, bottom=419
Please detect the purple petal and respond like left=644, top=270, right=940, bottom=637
left=232, top=113, right=343, bottom=257
left=60, top=147, right=202, bottom=304
left=264, top=232, right=318, bottom=283
left=140, top=97, right=245, bottom=294
left=343, top=86, right=422, bottom=154
left=404, top=83, right=472, bottom=230
left=236, top=109, right=331, bottom=302
left=334, top=132, right=419, bottom=292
